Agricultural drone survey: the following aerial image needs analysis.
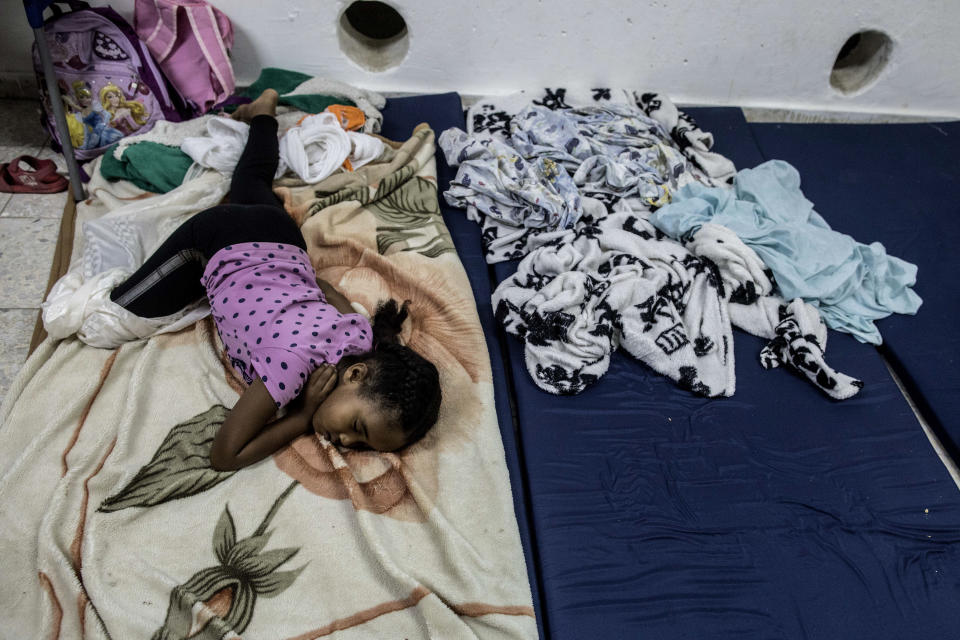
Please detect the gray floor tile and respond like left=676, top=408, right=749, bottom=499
left=0, top=308, right=37, bottom=409
left=1, top=190, right=68, bottom=220
left=0, top=217, right=60, bottom=307
left=0, top=144, right=41, bottom=165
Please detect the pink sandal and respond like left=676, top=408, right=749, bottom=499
left=0, top=155, right=68, bottom=194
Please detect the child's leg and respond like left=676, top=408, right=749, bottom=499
left=229, top=89, right=282, bottom=206
left=109, top=218, right=207, bottom=318
left=111, top=90, right=287, bottom=318
left=229, top=114, right=282, bottom=206
left=109, top=202, right=306, bottom=318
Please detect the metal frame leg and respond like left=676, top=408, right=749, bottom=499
left=32, top=26, right=86, bottom=202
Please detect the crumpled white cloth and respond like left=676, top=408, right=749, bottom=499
left=347, top=130, right=385, bottom=169
left=42, top=268, right=208, bottom=349
left=279, top=112, right=383, bottom=182
left=491, top=194, right=862, bottom=399
left=182, top=114, right=385, bottom=184
left=81, top=171, right=231, bottom=278
left=634, top=91, right=736, bottom=183
left=737, top=297, right=864, bottom=400
left=492, top=206, right=736, bottom=397
left=467, top=88, right=736, bottom=185
left=279, top=112, right=350, bottom=182
left=439, top=126, right=584, bottom=232
left=181, top=117, right=274, bottom=178
left=113, top=114, right=216, bottom=160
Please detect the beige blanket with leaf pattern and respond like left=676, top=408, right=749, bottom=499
left=0, top=122, right=536, bottom=639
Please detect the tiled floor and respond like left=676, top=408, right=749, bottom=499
left=0, top=98, right=68, bottom=407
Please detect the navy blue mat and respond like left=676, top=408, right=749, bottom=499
left=749, top=121, right=960, bottom=461
left=686, top=106, right=769, bottom=169
left=380, top=93, right=545, bottom=638
left=490, top=108, right=960, bottom=639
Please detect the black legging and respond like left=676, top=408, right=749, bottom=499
left=109, top=115, right=307, bottom=318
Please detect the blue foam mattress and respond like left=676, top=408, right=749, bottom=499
left=489, top=108, right=960, bottom=639
left=749, top=121, right=960, bottom=461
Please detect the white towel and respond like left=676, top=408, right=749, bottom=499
left=348, top=130, right=385, bottom=170
left=183, top=115, right=386, bottom=184
left=181, top=117, right=286, bottom=178
left=492, top=206, right=735, bottom=397
left=278, top=112, right=351, bottom=183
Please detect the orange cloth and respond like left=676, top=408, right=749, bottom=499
left=325, top=104, right=366, bottom=131
left=294, top=105, right=366, bottom=132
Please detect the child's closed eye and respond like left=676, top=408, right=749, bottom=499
left=354, top=419, right=368, bottom=440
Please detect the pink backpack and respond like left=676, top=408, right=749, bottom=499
left=134, top=0, right=235, bottom=116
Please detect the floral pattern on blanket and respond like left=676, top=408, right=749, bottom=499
left=95, top=407, right=306, bottom=637
left=279, top=126, right=456, bottom=259
left=98, top=400, right=435, bottom=523
left=150, top=483, right=304, bottom=640
left=311, top=169, right=454, bottom=258
left=99, top=405, right=233, bottom=512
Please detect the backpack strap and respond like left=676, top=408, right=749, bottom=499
left=136, top=0, right=179, bottom=60
left=182, top=3, right=235, bottom=102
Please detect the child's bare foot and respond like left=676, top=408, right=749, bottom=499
left=231, top=88, right=279, bottom=122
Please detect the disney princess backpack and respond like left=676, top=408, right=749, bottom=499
left=31, top=0, right=190, bottom=160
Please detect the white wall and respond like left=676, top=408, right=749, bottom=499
left=3, top=0, right=959, bottom=117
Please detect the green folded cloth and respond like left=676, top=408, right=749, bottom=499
left=100, top=141, right=193, bottom=194
left=239, top=67, right=355, bottom=114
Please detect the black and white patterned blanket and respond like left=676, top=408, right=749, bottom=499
left=494, top=205, right=735, bottom=396
left=445, top=88, right=735, bottom=264
left=442, top=88, right=862, bottom=399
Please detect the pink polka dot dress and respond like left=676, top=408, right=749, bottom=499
left=202, top=242, right=373, bottom=408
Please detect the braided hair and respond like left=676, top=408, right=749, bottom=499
left=342, top=299, right=441, bottom=447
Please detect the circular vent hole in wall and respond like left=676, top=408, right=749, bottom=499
left=830, top=30, right=893, bottom=95
left=338, top=1, right=409, bottom=72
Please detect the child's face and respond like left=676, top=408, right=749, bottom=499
left=311, top=364, right=406, bottom=452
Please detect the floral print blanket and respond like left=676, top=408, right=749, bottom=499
left=0, top=121, right=536, bottom=639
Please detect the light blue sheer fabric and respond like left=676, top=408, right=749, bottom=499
left=650, top=160, right=921, bottom=344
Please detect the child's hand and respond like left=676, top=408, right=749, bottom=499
left=300, top=364, right=338, bottom=417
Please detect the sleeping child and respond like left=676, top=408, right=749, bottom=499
left=105, top=89, right=442, bottom=470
